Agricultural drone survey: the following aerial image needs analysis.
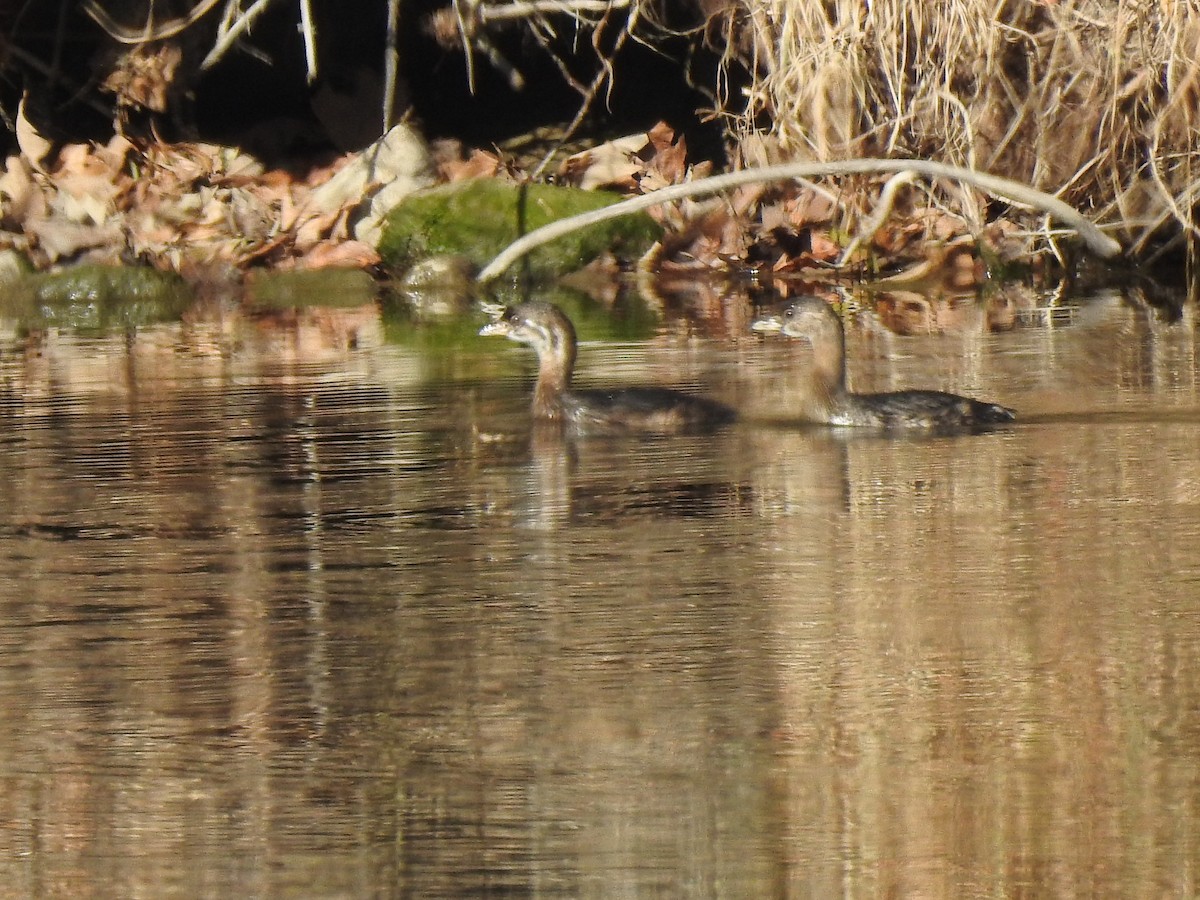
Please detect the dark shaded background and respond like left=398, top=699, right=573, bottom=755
left=0, top=0, right=745, bottom=167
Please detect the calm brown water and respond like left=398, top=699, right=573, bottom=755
left=0, top=288, right=1198, bottom=898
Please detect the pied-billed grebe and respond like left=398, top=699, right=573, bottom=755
left=481, top=300, right=735, bottom=434
left=752, top=295, right=1015, bottom=429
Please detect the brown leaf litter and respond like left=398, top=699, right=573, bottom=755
left=0, top=119, right=1018, bottom=290
left=0, top=124, right=433, bottom=278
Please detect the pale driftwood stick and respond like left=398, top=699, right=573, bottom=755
left=476, top=159, right=1123, bottom=284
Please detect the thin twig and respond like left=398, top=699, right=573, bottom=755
left=529, top=1, right=636, bottom=180
left=476, top=158, right=1123, bottom=284
left=299, top=0, right=317, bottom=83
left=453, top=0, right=478, bottom=94
left=837, top=169, right=916, bottom=266
left=529, top=69, right=605, bottom=182
left=201, top=0, right=280, bottom=71
left=382, top=0, right=402, bottom=132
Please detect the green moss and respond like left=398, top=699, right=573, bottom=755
left=378, top=179, right=660, bottom=279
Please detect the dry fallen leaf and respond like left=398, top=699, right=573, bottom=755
left=292, top=240, right=380, bottom=269
left=16, top=93, right=53, bottom=174
left=294, top=207, right=344, bottom=249
left=782, top=189, right=837, bottom=226
left=441, top=148, right=502, bottom=182
left=102, top=44, right=183, bottom=113
left=808, top=232, right=841, bottom=260
left=27, top=217, right=123, bottom=263
left=645, top=121, right=687, bottom=186
left=55, top=189, right=111, bottom=226
left=558, top=134, right=648, bottom=191
left=0, top=155, right=37, bottom=222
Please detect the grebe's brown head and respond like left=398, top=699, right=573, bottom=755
left=751, top=295, right=843, bottom=346
left=480, top=301, right=577, bottom=370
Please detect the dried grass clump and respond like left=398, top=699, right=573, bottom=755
left=736, top=0, right=1200, bottom=256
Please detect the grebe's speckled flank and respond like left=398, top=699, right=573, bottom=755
left=752, top=296, right=1015, bottom=429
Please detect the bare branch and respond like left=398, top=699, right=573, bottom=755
left=477, top=0, right=630, bottom=23
left=82, top=0, right=223, bottom=44
left=201, top=0, right=281, bottom=71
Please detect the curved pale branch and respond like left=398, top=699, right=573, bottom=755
left=83, top=0, right=223, bottom=44
left=476, top=158, right=1122, bottom=284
